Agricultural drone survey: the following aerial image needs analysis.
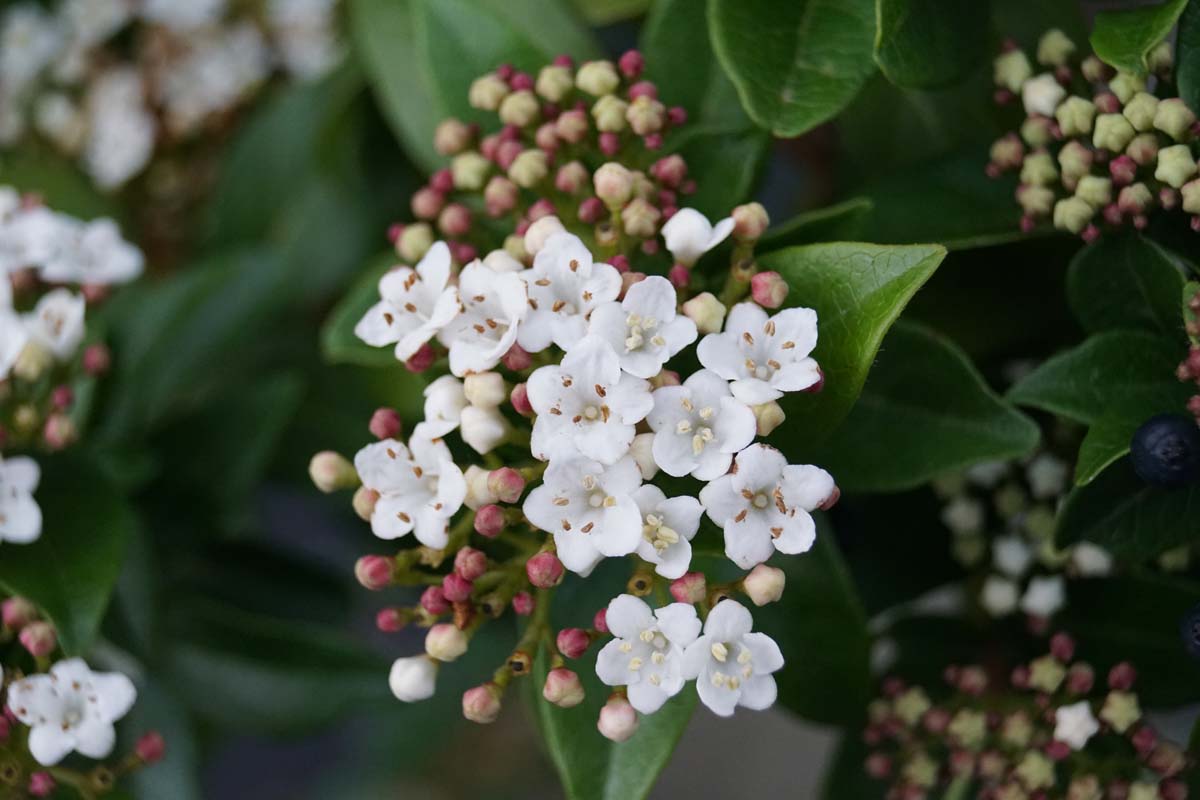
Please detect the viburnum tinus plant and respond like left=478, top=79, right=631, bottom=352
left=311, top=48, right=842, bottom=737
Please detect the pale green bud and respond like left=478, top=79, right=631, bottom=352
left=508, top=149, right=548, bottom=188
left=498, top=89, right=540, bottom=128
left=575, top=60, right=620, bottom=95
left=535, top=64, right=574, bottom=102
left=1147, top=40, right=1174, bottom=74
left=1055, top=96, right=1096, bottom=137
left=1020, top=151, right=1058, bottom=186
left=1109, top=72, right=1145, bottom=104
left=468, top=73, right=509, bottom=111
left=591, top=94, right=628, bottom=132
left=1122, top=92, right=1159, bottom=132
left=1155, top=143, right=1197, bottom=188
left=1017, top=184, right=1055, bottom=216
left=451, top=151, right=491, bottom=191
left=1053, top=196, right=1095, bottom=233
left=1075, top=175, right=1112, bottom=207
left=1037, top=29, right=1076, bottom=67
left=1153, top=97, right=1197, bottom=141
left=994, top=49, right=1033, bottom=92
left=397, top=223, right=434, bottom=262
left=1093, top=112, right=1136, bottom=152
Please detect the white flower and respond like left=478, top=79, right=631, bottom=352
left=980, top=575, right=1018, bottom=616
left=1022, top=73, right=1066, bottom=117
left=0, top=206, right=64, bottom=273
left=697, top=303, right=820, bottom=404
left=1020, top=575, right=1065, bottom=617
left=661, top=208, right=733, bottom=267
left=459, top=405, right=509, bottom=454
left=633, top=485, right=703, bottom=579
left=517, top=233, right=620, bottom=353
left=156, top=24, right=270, bottom=136
left=647, top=369, right=756, bottom=480
left=39, top=218, right=143, bottom=285
left=964, top=460, right=1008, bottom=488
left=83, top=69, right=156, bottom=189
left=596, top=595, right=701, bottom=713
left=7, top=658, right=135, bottom=766
left=0, top=309, right=27, bottom=380
left=1027, top=453, right=1068, bottom=499
left=353, top=433, right=466, bottom=548
left=24, top=289, right=85, bottom=360
left=941, top=495, right=984, bottom=534
left=356, top=241, right=460, bottom=362
left=439, top=259, right=526, bottom=377
left=699, top=444, right=833, bottom=569
left=1054, top=701, right=1100, bottom=750
left=139, top=0, right=227, bottom=31
left=267, top=0, right=341, bottom=79
left=681, top=600, right=782, bottom=717
left=522, top=455, right=642, bottom=576
left=587, top=275, right=696, bottom=378
left=0, top=5, right=63, bottom=95
left=389, top=655, right=437, bottom=702
left=992, top=535, right=1033, bottom=578
left=1070, top=542, right=1113, bottom=577
left=420, top=375, right=467, bottom=437
left=62, top=0, right=131, bottom=45
left=0, top=455, right=41, bottom=544
left=526, top=335, right=653, bottom=465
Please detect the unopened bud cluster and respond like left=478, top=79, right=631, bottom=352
left=865, top=633, right=1193, bottom=800
left=988, top=30, right=1200, bottom=240
left=1176, top=297, right=1200, bottom=425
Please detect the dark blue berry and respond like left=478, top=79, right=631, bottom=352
left=1129, top=414, right=1200, bottom=489
left=1181, top=603, right=1200, bottom=660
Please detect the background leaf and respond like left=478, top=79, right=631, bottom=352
left=1179, top=0, right=1200, bottom=115
left=759, top=198, right=873, bottom=251
left=1089, top=0, right=1189, bottom=75
left=708, top=0, right=877, bottom=137
left=1066, top=233, right=1187, bottom=337
left=321, top=252, right=402, bottom=367
left=806, top=322, right=1039, bottom=493
left=874, top=0, right=991, bottom=89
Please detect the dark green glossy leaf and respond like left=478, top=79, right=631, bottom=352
left=662, top=124, right=769, bottom=220
left=874, top=0, right=991, bottom=89
left=820, top=733, right=885, bottom=800
left=759, top=198, right=873, bottom=251
left=1074, top=410, right=1140, bottom=485
left=1066, top=233, right=1186, bottom=336
left=122, top=679, right=202, bottom=800
left=708, top=0, right=877, bottom=137
left=807, top=322, right=1039, bottom=493
left=759, top=242, right=947, bottom=450
left=1179, top=1, right=1200, bottom=116
left=573, top=0, right=650, bottom=23
left=1057, top=457, right=1200, bottom=558
left=1090, top=0, right=1189, bottom=75
left=0, top=453, right=134, bottom=654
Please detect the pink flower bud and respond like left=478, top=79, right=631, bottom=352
left=555, top=161, right=589, bottom=194
left=510, top=382, right=535, bottom=417
left=421, top=585, right=450, bottom=615
left=1065, top=663, right=1094, bottom=694
left=19, top=622, right=56, bottom=657
left=487, top=467, right=526, bottom=503
left=501, top=343, right=532, bottom=371
left=433, top=118, right=473, bottom=156
left=425, top=623, right=469, bottom=661
left=376, top=607, right=407, bottom=632
left=135, top=731, right=166, bottom=764
left=510, top=71, right=534, bottom=91
left=555, top=109, right=589, bottom=143
left=308, top=452, right=360, bottom=494
left=82, top=343, right=111, bottom=375
left=864, top=753, right=892, bottom=779
left=557, top=627, right=591, bottom=659
left=1049, top=632, right=1075, bottom=662
left=621, top=271, right=647, bottom=298
left=462, top=683, right=503, bottom=723
left=593, top=608, right=609, bottom=633
left=1108, top=154, right=1137, bottom=186
left=543, top=667, right=586, bottom=707
left=430, top=168, right=454, bottom=194
left=442, top=573, right=473, bottom=603
left=577, top=196, right=605, bottom=223
left=2, top=597, right=36, bottom=630
left=496, top=139, right=524, bottom=170
left=627, top=80, right=656, bottom=101
left=651, top=154, right=687, bottom=188
left=535, top=121, right=558, bottom=151
left=527, top=552, right=565, bottom=588
left=368, top=407, right=402, bottom=440
left=618, top=49, right=644, bottom=79
left=405, top=343, right=436, bottom=373
left=42, top=414, right=76, bottom=451
left=438, top=203, right=472, bottom=238
left=1131, top=725, right=1158, bottom=756
left=512, top=591, right=535, bottom=616
left=610, top=254, right=630, bottom=273
left=410, top=187, right=445, bottom=220
left=483, top=176, right=518, bottom=216
left=643, top=133, right=663, bottom=150
left=1161, top=780, right=1188, bottom=800
left=387, top=222, right=404, bottom=243
left=474, top=504, right=506, bottom=538
left=355, top=556, right=395, bottom=591
left=599, top=132, right=620, bottom=156
left=1108, top=662, right=1136, bottom=690
left=51, top=385, right=72, bottom=410
left=670, top=572, right=706, bottom=604
left=528, top=198, right=556, bottom=222
left=597, top=695, right=638, bottom=742
left=742, top=564, right=786, bottom=606
left=454, top=547, right=489, bottom=581
left=1044, top=740, right=1071, bottom=760
left=668, top=106, right=687, bottom=126
left=732, top=202, right=770, bottom=241
left=750, top=270, right=788, bottom=308
left=594, top=162, right=634, bottom=207
left=28, top=772, right=55, bottom=797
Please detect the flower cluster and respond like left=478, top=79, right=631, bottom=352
left=934, top=441, right=1118, bottom=624
left=312, top=53, right=838, bottom=737
left=0, top=0, right=341, bottom=190
left=864, top=633, right=1193, bottom=800
left=0, top=595, right=164, bottom=796
left=1, top=185, right=142, bottom=544
left=1177, top=290, right=1200, bottom=425
left=987, top=29, right=1200, bottom=240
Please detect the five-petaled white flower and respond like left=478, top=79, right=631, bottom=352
left=681, top=600, right=782, bottom=717
left=24, top=288, right=86, bottom=360
left=522, top=454, right=642, bottom=576
left=596, top=595, right=701, bottom=713
left=517, top=233, right=620, bottom=353
left=439, top=259, right=527, bottom=377
left=699, top=444, right=833, bottom=569
left=420, top=375, right=467, bottom=437
left=697, top=303, right=820, bottom=404
left=355, top=241, right=460, bottom=362
left=1054, top=700, right=1100, bottom=750
left=588, top=275, right=696, bottom=378
left=647, top=369, right=756, bottom=480
left=633, top=485, right=703, bottom=579
left=660, top=208, right=733, bottom=267
left=7, top=658, right=136, bottom=766
left=39, top=217, right=143, bottom=285
left=0, top=455, right=41, bottom=544
left=526, top=335, right=653, bottom=465
left=0, top=277, right=26, bottom=380
left=0, top=206, right=61, bottom=273
left=353, top=432, right=466, bottom=548
left=1020, top=575, right=1065, bottom=618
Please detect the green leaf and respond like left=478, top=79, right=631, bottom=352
left=1057, top=457, right=1200, bottom=558
left=352, top=0, right=600, bottom=173
left=1007, top=330, right=1190, bottom=426
left=759, top=242, right=947, bottom=449
left=1066, top=233, right=1186, bottom=337
left=1074, top=410, right=1140, bottom=485
left=0, top=148, right=119, bottom=220
left=122, top=679, right=202, bottom=800
left=0, top=453, right=135, bottom=654
left=572, top=0, right=650, bottom=24
left=708, top=0, right=877, bottom=137
left=1179, top=0, right=1200, bottom=115
left=531, top=646, right=696, bottom=800
left=1090, top=0, right=1189, bottom=75
left=663, top=124, right=770, bottom=219
left=806, top=322, right=1039, bottom=493
left=759, top=523, right=871, bottom=723
left=759, top=197, right=873, bottom=251
left=874, top=0, right=991, bottom=89
left=321, top=252, right=402, bottom=367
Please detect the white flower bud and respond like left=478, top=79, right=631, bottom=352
left=1020, top=575, right=1064, bottom=618
left=993, top=50, right=1033, bottom=92
left=536, top=64, right=575, bottom=102
left=576, top=60, right=620, bottom=95
left=597, top=696, right=639, bottom=742
left=1122, top=92, right=1159, bottom=132
left=1052, top=196, right=1095, bottom=234
left=1075, top=175, right=1112, bottom=207
left=508, top=149, right=548, bottom=188
left=625, top=95, right=665, bottom=135
left=1017, top=184, right=1055, bottom=216
left=1154, top=98, right=1197, bottom=141
left=752, top=401, right=786, bottom=436
left=425, top=623, right=469, bottom=662
left=594, top=162, right=634, bottom=207
left=483, top=248, right=524, bottom=273
left=464, top=464, right=499, bottom=510
left=309, top=451, right=358, bottom=493
left=980, top=575, right=1018, bottom=617
left=1036, top=29, right=1076, bottom=67
left=629, top=432, right=658, bottom=480
left=1093, top=113, right=1136, bottom=152
left=463, top=372, right=507, bottom=407
left=524, top=215, right=565, bottom=255
left=681, top=292, right=726, bottom=334
left=389, top=655, right=438, bottom=702
left=1155, top=144, right=1197, bottom=189
left=451, top=151, right=491, bottom=191
left=1182, top=179, right=1200, bottom=215
left=1055, top=96, right=1095, bottom=137
left=1019, top=152, right=1058, bottom=186
left=1022, top=73, right=1065, bottom=117
left=433, top=118, right=472, bottom=156
left=591, top=94, right=629, bottom=132
left=498, top=89, right=540, bottom=128
left=1070, top=542, right=1113, bottom=577
left=742, top=564, right=786, bottom=606
left=468, top=73, right=509, bottom=110
left=941, top=496, right=983, bottom=534
left=460, top=405, right=509, bottom=455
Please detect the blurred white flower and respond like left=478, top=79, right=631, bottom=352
left=0, top=455, right=41, bottom=544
